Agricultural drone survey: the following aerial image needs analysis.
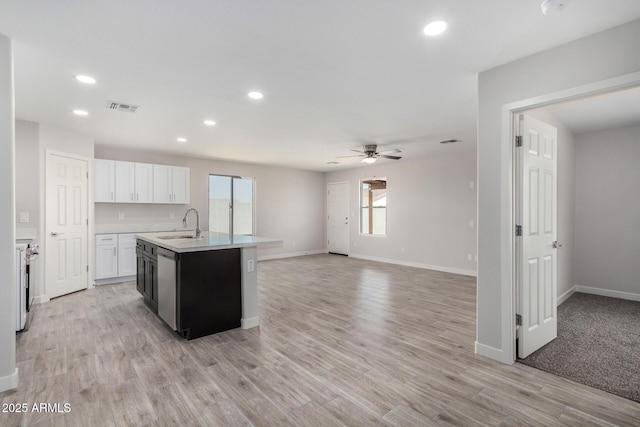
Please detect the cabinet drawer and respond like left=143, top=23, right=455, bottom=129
left=96, top=234, right=118, bottom=245
left=118, top=233, right=136, bottom=245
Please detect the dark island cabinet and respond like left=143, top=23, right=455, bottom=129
left=136, top=239, right=158, bottom=313
left=136, top=239, right=242, bottom=340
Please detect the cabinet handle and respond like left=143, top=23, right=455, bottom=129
left=110, top=191, right=113, bottom=201
left=113, top=247, right=116, bottom=256
left=131, top=193, right=133, bottom=201
left=136, top=192, right=139, bottom=201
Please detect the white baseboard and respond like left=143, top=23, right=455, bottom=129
left=349, top=254, right=477, bottom=277
left=33, top=294, right=49, bottom=305
left=258, top=250, right=327, bottom=261
left=0, top=368, right=18, bottom=393
left=557, top=286, right=576, bottom=305
left=575, top=285, right=640, bottom=302
left=95, top=276, right=135, bottom=286
left=241, top=316, right=260, bottom=329
left=475, top=342, right=512, bottom=364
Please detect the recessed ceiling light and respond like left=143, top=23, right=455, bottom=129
left=247, top=91, right=264, bottom=100
left=177, top=137, right=187, bottom=143
left=75, top=75, right=96, bottom=84
left=423, top=21, right=447, bottom=36
left=439, top=138, right=461, bottom=144
left=72, top=109, right=89, bottom=116
left=326, top=161, right=339, bottom=165
left=203, top=120, right=216, bottom=126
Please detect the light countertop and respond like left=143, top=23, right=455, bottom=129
left=135, top=231, right=282, bottom=253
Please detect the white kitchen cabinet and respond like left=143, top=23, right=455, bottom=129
left=153, top=164, right=190, bottom=204
left=115, top=161, right=154, bottom=203
left=172, top=166, right=190, bottom=204
left=95, top=233, right=137, bottom=281
left=95, top=234, right=118, bottom=279
left=94, top=159, right=115, bottom=202
left=115, top=161, right=135, bottom=203
left=117, top=234, right=137, bottom=276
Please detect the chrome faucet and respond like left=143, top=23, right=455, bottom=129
left=182, top=208, right=201, bottom=239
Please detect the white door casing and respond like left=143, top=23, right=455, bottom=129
left=517, top=115, right=558, bottom=358
left=46, top=152, right=89, bottom=299
left=327, top=182, right=350, bottom=255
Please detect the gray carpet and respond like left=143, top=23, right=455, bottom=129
left=519, top=292, right=640, bottom=403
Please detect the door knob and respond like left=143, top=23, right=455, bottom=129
left=51, top=231, right=64, bottom=236
left=552, top=241, right=563, bottom=248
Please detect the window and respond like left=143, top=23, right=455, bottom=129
left=360, top=178, right=387, bottom=236
left=208, top=175, right=255, bottom=235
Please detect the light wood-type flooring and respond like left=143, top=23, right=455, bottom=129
left=2, top=254, right=639, bottom=426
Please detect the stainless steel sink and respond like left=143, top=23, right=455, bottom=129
left=158, top=235, right=198, bottom=240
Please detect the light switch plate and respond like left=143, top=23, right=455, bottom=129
left=118, top=212, right=125, bottom=220
left=19, top=212, right=29, bottom=223
left=247, top=259, right=255, bottom=272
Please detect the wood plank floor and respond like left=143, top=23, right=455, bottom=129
left=2, top=254, right=639, bottom=426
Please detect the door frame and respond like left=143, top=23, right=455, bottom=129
left=499, top=72, right=640, bottom=364
left=327, top=181, right=350, bottom=255
left=43, top=149, right=93, bottom=301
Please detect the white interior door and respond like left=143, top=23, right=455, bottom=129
left=327, top=182, right=350, bottom=255
left=46, top=152, right=89, bottom=299
left=517, top=114, right=558, bottom=358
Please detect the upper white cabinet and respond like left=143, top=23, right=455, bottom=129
left=94, top=159, right=115, bottom=202
left=115, top=161, right=154, bottom=203
left=153, top=165, right=190, bottom=204
left=96, top=159, right=184, bottom=204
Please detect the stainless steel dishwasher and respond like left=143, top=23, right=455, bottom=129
left=157, top=247, right=177, bottom=330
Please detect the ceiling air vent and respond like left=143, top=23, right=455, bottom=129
left=106, top=101, right=140, bottom=113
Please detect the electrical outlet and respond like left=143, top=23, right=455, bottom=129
left=353, top=242, right=357, bottom=247
left=469, top=220, right=475, bottom=228
left=247, top=259, right=255, bottom=272
left=292, top=241, right=296, bottom=247
left=19, top=212, right=29, bottom=223
left=469, top=181, right=475, bottom=190
left=467, top=254, right=472, bottom=261
left=169, top=212, right=175, bottom=220
left=118, top=212, right=124, bottom=220
left=401, top=247, right=405, bottom=253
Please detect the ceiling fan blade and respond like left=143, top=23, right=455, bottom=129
left=335, top=154, right=365, bottom=158
left=378, top=148, right=401, bottom=154
left=350, top=149, right=365, bottom=154
left=379, top=154, right=402, bottom=160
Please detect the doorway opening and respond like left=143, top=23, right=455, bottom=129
left=511, top=84, right=640, bottom=402
left=45, top=150, right=90, bottom=299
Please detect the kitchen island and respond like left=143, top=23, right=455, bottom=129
left=135, top=231, right=280, bottom=339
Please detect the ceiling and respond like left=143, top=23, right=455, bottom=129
left=1, top=1, right=640, bottom=171
left=544, top=87, right=640, bottom=134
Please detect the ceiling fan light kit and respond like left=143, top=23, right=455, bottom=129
left=541, top=0, right=571, bottom=15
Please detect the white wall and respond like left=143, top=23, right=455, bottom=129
left=325, top=147, right=477, bottom=276
left=94, top=146, right=326, bottom=259
left=526, top=109, right=576, bottom=302
left=575, top=124, right=640, bottom=299
left=15, top=120, right=39, bottom=231
left=477, top=19, right=640, bottom=363
left=0, top=33, right=17, bottom=392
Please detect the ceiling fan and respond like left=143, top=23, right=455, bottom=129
left=336, top=144, right=402, bottom=164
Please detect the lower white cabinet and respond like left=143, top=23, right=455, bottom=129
left=118, top=234, right=137, bottom=276
left=95, top=233, right=137, bottom=281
